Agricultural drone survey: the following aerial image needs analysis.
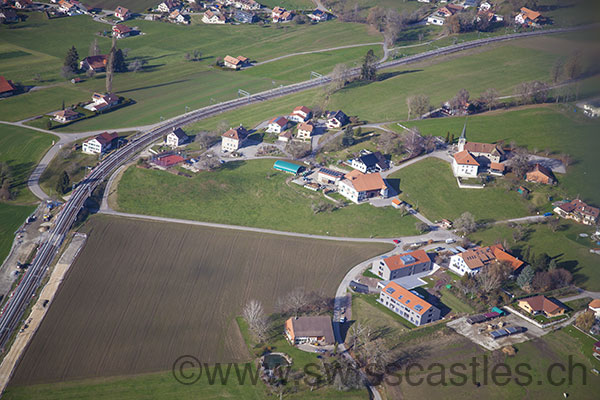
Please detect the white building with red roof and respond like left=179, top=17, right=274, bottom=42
left=372, top=250, right=432, bottom=281
left=449, top=244, right=524, bottom=276
left=554, top=199, right=599, bottom=226
left=289, top=106, right=312, bottom=122
left=266, top=116, right=290, bottom=134
left=85, top=92, right=120, bottom=112
left=378, top=281, right=441, bottom=326
left=82, top=132, right=118, bottom=154
left=221, top=125, right=248, bottom=152
left=452, top=150, right=479, bottom=178
left=112, top=24, right=132, bottom=38
left=338, top=170, right=388, bottom=204
left=114, top=5, right=130, bottom=20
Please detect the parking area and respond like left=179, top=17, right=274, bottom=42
left=447, top=312, right=546, bottom=351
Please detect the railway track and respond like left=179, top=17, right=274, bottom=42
left=0, top=24, right=586, bottom=354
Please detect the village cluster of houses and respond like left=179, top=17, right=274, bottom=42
left=426, top=1, right=542, bottom=28
left=202, top=2, right=330, bottom=25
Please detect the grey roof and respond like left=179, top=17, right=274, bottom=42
left=329, top=110, right=348, bottom=122
left=356, top=151, right=388, bottom=169
left=290, top=316, right=334, bottom=344
left=171, top=127, right=189, bottom=140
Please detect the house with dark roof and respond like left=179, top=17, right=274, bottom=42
left=372, top=250, right=432, bottom=281
left=526, top=163, right=555, bottom=185
left=378, top=281, right=441, bottom=326
left=518, top=295, right=565, bottom=318
left=449, top=244, right=524, bottom=276
left=351, top=151, right=389, bottom=173
left=308, top=9, right=329, bottom=22
left=316, top=167, right=344, bottom=185
left=554, top=199, right=599, bottom=226
left=326, top=110, right=348, bottom=129
left=233, top=9, right=256, bottom=23
left=221, top=125, right=248, bottom=152
left=0, top=76, right=16, bottom=97
left=285, top=316, right=334, bottom=345
left=166, top=127, right=189, bottom=148
left=0, top=8, right=18, bottom=23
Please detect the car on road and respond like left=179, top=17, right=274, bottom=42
left=434, top=246, right=445, bottom=252
left=543, top=212, right=553, bottom=216
left=393, top=239, right=401, bottom=244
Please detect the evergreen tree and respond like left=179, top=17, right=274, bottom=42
left=360, top=49, right=377, bottom=82
left=342, top=126, right=355, bottom=147
left=56, top=170, right=70, bottom=195
left=113, top=49, right=126, bottom=72
left=106, top=36, right=116, bottom=93
left=522, top=245, right=531, bottom=263
left=445, top=131, right=450, bottom=143
left=534, top=253, right=550, bottom=271
left=45, top=119, right=52, bottom=130
left=450, top=133, right=454, bottom=144
left=64, top=46, right=79, bottom=73
left=516, top=265, right=534, bottom=289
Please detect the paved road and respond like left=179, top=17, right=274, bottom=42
left=559, top=290, right=600, bottom=303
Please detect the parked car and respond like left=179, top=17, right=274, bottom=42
left=393, top=239, right=401, bottom=244
left=543, top=212, right=553, bottom=216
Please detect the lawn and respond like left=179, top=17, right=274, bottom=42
left=438, top=287, right=475, bottom=314
left=0, top=125, right=55, bottom=203
left=115, top=159, right=419, bottom=237
left=400, top=105, right=600, bottom=206
left=470, top=221, right=600, bottom=291
left=0, top=204, right=36, bottom=266
left=388, top=158, right=530, bottom=222
left=351, top=293, right=414, bottom=338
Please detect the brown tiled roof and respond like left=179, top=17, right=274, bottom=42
left=453, top=150, right=479, bottom=166
left=520, top=7, right=541, bottom=21
left=237, top=55, right=248, bottom=62
left=279, top=131, right=292, bottom=139
left=269, top=116, right=289, bottom=127
left=113, top=24, right=131, bottom=33
left=520, top=295, right=564, bottom=315
left=490, top=162, right=505, bottom=171
left=382, top=250, right=430, bottom=271
left=589, top=299, right=600, bottom=309
left=293, top=105, right=311, bottom=115
left=222, top=126, right=247, bottom=141
left=464, top=141, right=503, bottom=156
left=224, top=55, right=241, bottom=65
left=347, top=172, right=386, bottom=192
left=288, top=316, right=334, bottom=343
left=115, top=5, right=129, bottom=14
left=298, top=122, right=314, bottom=132
left=53, top=109, right=79, bottom=118
left=0, top=76, right=15, bottom=93
left=558, top=199, right=599, bottom=219
left=460, top=244, right=522, bottom=271
left=83, top=55, right=108, bottom=69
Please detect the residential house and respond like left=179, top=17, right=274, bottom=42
left=233, top=9, right=255, bottom=23
left=84, top=92, right=120, bottom=112
left=82, top=131, right=118, bottom=154
left=79, top=55, right=108, bottom=72
left=221, top=125, right=248, bottom=152
left=427, top=3, right=463, bottom=25
left=157, top=0, right=181, bottom=13
left=271, top=6, right=292, bottom=22
left=112, top=24, right=132, bottom=38
left=457, top=124, right=504, bottom=165
left=278, top=131, right=292, bottom=142
left=426, top=14, right=445, bottom=25
left=489, top=162, right=505, bottom=176
left=479, top=1, right=492, bottom=11
left=166, top=127, right=189, bottom=148
left=515, top=7, right=542, bottom=26
left=203, top=10, right=226, bottom=23
left=58, top=0, right=77, bottom=14
left=266, top=116, right=290, bottom=134
left=169, top=9, right=189, bottom=24
left=296, top=122, right=314, bottom=142
left=308, top=9, right=329, bottom=22
left=518, top=295, right=565, bottom=318
left=371, top=250, right=432, bottom=281
left=284, top=316, right=334, bottom=345
left=554, top=199, right=600, bottom=226
left=351, top=151, right=388, bottom=173
left=234, top=0, right=260, bottom=10
left=52, top=109, right=81, bottom=123
left=114, top=5, right=131, bottom=20
left=452, top=150, right=479, bottom=178
left=154, top=154, right=184, bottom=167
left=0, top=8, right=19, bottom=23
left=378, top=281, right=441, bottom=326
left=581, top=99, right=600, bottom=118
left=338, top=170, right=388, bottom=204
left=326, top=110, right=348, bottom=129
left=0, top=76, right=16, bottom=97
left=223, top=55, right=249, bottom=69
left=316, top=167, right=344, bottom=185
left=526, top=163, right=555, bottom=185
left=14, top=0, right=32, bottom=8
left=289, top=105, right=312, bottom=122
left=448, top=244, right=524, bottom=276
left=589, top=299, right=600, bottom=319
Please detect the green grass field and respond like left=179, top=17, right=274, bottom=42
left=402, top=105, right=600, bottom=205
left=388, top=158, right=530, bottom=222
left=0, top=125, right=55, bottom=203
left=470, top=221, right=600, bottom=291
left=115, top=159, right=418, bottom=237
left=0, top=204, right=36, bottom=266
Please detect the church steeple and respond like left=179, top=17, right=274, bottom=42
left=457, top=119, right=467, bottom=151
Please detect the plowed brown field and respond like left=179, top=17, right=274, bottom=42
left=10, top=216, right=391, bottom=385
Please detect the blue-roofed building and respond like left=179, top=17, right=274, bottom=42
left=273, top=160, right=305, bottom=175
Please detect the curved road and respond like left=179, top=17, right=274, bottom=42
left=0, top=25, right=589, bottom=390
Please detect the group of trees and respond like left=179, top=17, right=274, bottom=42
left=184, top=50, right=202, bottom=62
left=516, top=246, right=573, bottom=293
left=0, top=162, right=12, bottom=201
left=406, top=94, right=431, bottom=120
left=62, top=40, right=128, bottom=83
left=56, top=170, right=71, bottom=195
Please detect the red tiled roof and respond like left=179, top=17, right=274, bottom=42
left=490, top=162, right=505, bottom=171
left=382, top=281, right=433, bottom=315
left=453, top=150, right=479, bottom=166
left=222, top=126, right=247, bottom=141
left=382, top=250, right=430, bottom=271
left=293, top=105, right=311, bottom=115
left=0, top=76, right=15, bottom=94
left=112, top=24, right=131, bottom=33
left=520, top=295, right=564, bottom=315
left=298, top=122, right=314, bottom=132
left=269, top=116, right=289, bottom=127
left=346, top=172, right=386, bottom=192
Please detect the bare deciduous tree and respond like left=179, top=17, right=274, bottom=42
left=476, top=267, right=502, bottom=293
left=454, top=212, right=477, bottom=234
left=327, top=63, right=351, bottom=94
left=243, top=299, right=268, bottom=341
left=479, top=88, right=499, bottom=111
left=403, top=128, right=425, bottom=155
left=406, top=94, right=431, bottom=119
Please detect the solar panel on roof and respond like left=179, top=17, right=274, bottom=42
left=405, top=299, right=410, bottom=304
left=385, top=287, right=396, bottom=294
left=414, top=305, right=423, bottom=311
left=399, top=255, right=416, bottom=264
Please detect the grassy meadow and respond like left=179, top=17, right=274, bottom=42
left=0, top=204, right=36, bottom=266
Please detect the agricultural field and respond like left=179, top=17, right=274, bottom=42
left=388, top=158, right=530, bottom=223
left=8, top=215, right=392, bottom=386
left=401, top=105, right=600, bottom=205
left=114, top=159, right=419, bottom=237
left=470, top=221, right=600, bottom=291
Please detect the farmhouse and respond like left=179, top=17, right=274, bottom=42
left=308, top=9, right=329, bottom=22
left=0, top=76, right=16, bottom=97
left=351, top=151, right=388, bottom=173
left=326, top=110, right=348, bottom=129
left=526, top=163, right=555, bottom=185
left=79, top=55, right=108, bottom=72
left=589, top=299, right=600, bottom=318
left=452, top=150, right=479, bottom=178
left=169, top=9, right=189, bottom=24
left=338, top=170, right=388, bottom=204
left=316, top=167, right=344, bottom=185
left=84, top=92, right=120, bottom=112
left=0, top=9, right=19, bottom=23
left=515, top=7, right=542, bottom=26
left=52, top=109, right=81, bottom=123
left=284, top=316, right=334, bottom=345
left=223, top=55, right=249, bottom=69
left=154, top=154, right=184, bottom=168
left=166, top=127, right=189, bottom=148
left=518, top=295, right=565, bottom=318
left=157, top=0, right=181, bottom=13
left=114, top=5, right=131, bottom=21
left=221, top=125, right=248, bottom=152
left=271, top=6, right=293, bottom=22
left=203, top=10, right=226, bottom=23
left=297, top=122, right=314, bottom=142
left=112, top=24, right=132, bottom=38
left=448, top=244, right=524, bottom=276
left=457, top=125, right=504, bottom=165
left=273, top=160, right=305, bottom=175
left=553, top=199, right=599, bottom=226
left=289, top=106, right=312, bottom=123
left=266, top=116, right=290, bottom=134
left=82, top=132, right=118, bottom=155
left=371, top=250, right=432, bottom=281
left=378, top=281, right=441, bottom=326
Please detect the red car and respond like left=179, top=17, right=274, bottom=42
left=393, top=239, right=401, bottom=244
